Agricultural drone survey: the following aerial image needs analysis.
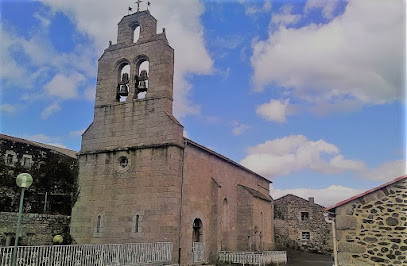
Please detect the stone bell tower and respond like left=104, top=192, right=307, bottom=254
left=70, top=10, right=184, bottom=258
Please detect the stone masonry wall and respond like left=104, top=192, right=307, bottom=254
left=274, top=194, right=332, bottom=254
left=335, top=178, right=407, bottom=265
left=70, top=145, right=184, bottom=265
left=181, top=142, right=274, bottom=264
left=0, top=212, right=70, bottom=246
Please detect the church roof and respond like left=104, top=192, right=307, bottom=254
left=238, top=184, right=273, bottom=202
left=184, top=138, right=271, bottom=184
left=0, top=133, right=77, bottom=159
left=325, top=175, right=407, bottom=212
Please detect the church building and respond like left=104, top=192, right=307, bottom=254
left=70, top=10, right=274, bottom=264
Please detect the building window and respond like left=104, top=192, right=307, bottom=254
left=301, top=212, right=309, bottom=221
left=6, top=154, right=14, bottom=164
left=23, top=157, right=31, bottom=168
left=96, top=215, right=101, bottom=233
left=193, top=218, right=203, bottom=243
left=119, top=156, right=128, bottom=168
left=302, top=232, right=310, bottom=240
left=135, top=214, right=139, bottom=233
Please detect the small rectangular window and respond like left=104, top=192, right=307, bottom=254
left=302, top=232, right=310, bottom=240
left=23, top=157, right=31, bottom=168
left=301, top=212, right=309, bottom=221
left=6, top=154, right=13, bottom=164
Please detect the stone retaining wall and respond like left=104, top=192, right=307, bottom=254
left=0, top=212, right=71, bottom=246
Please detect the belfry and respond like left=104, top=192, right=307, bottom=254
left=71, top=9, right=275, bottom=265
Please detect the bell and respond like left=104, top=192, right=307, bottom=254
left=138, top=81, right=147, bottom=92
left=139, top=70, right=148, bottom=80
left=118, top=84, right=129, bottom=96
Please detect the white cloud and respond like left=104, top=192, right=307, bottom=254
left=33, top=12, right=51, bottom=27
left=256, top=98, right=292, bottom=122
left=83, top=87, right=96, bottom=101
left=25, top=134, right=54, bottom=143
left=69, top=129, right=86, bottom=137
left=0, top=104, right=17, bottom=114
left=183, top=130, right=189, bottom=138
left=0, top=24, right=33, bottom=88
left=271, top=184, right=364, bottom=207
left=244, top=0, right=272, bottom=16
left=41, top=102, right=61, bottom=119
left=38, top=0, right=213, bottom=119
left=44, top=73, right=85, bottom=99
left=24, top=133, right=67, bottom=148
left=46, top=142, right=68, bottom=149
left=232, top=121, right=249, bottom=136
left=361, top=160, right=406, bottom=182
left=240, top=135, right=365, bottom=177
left=304, top=0, right=339, bottom=19
left=271, top=5, right=301, bottom=26
left=251, top=0, right=405, bottom=111
left=212, top=35, right=245, bottom=50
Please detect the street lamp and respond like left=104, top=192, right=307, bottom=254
left=12, top=173, right=33, bottom=266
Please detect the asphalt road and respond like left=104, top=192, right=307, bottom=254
left=286, top=249, right=334, bottom=266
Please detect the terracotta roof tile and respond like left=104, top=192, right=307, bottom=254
left=325, top=175, right=407, bottom=211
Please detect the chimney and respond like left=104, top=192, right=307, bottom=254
left=308, top=197, right=314, bottom=205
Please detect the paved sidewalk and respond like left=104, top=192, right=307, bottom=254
left=286, top=249, right=333, bottom=266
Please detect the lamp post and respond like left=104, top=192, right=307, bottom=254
left=12, top=173, right=33, bottom=266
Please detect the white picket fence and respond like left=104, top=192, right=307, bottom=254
left=0, top=242, right=173, bottom=266
left=219, top=251, right=287, bottom=265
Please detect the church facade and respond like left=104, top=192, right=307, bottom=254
left=70, top=11, right=274, bottom=264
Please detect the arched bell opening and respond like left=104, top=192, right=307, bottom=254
left=133, top=26, right=140, bottom=43
left=133, top=56, right=150, bottom=99
left=117, top=61, right=131, bottom=102
left=130, top=21, right=141, bottom=43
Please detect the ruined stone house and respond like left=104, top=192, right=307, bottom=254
left=70, top=10, right=275, bottom=265
left=325, top=175, right=407, bottom=265
left=273, top=194, right=332, bottom=254
left=0, top=133, right=77, bottom=246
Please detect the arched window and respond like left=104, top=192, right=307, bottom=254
left=222, top=198, right=229, bottom=231
left=193, top=218, right=203, bottom=243
left=133, top=26, right=140, bottom=43
left=117, top=62, right=130, bottom=102
left=96, top=215, right=101, bottom=233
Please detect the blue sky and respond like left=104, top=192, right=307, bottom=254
left=1, top=0, right=405, bottom=206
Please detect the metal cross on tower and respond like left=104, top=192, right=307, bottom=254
left=135, top=0, right=142, bottom=11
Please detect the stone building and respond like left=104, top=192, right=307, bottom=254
left=325, top=175, right=407, bottom=265
left=0, top=133, right=78, bottom=214
left=0, top=133, right=78, bottom=246
left=70, top=10, right=274, bottom=265
left=274, top=194, right=332, bottom=254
